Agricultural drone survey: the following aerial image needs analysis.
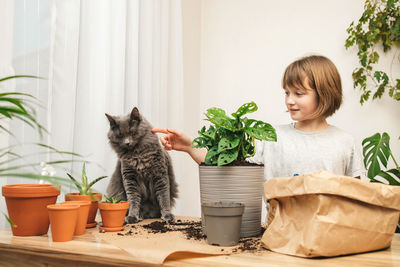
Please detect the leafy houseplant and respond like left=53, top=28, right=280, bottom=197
left=362, top=132, right=400, bottom=232
left=345, top=0, right=400, bottom=104
left=193, top=101, right=277, bottom=166
left=66, top=163, right=107, bottom=195
left=0, top=75, right=79, bottom=186
left=65, top=163, right=107, bottom=228
left=195, top=102, right=276, bottom=238
left=346, top=0, right=400, bottom=232
left=362, top=132, right=400, bottom=185
left=1, top=75, right=83, bottom=235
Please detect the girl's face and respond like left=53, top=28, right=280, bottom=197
left=284, top=78, right=318, bottom=122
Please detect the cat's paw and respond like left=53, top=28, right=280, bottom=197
left=125, top=215, right=142, bottom=224
left=161, top=213, right=175, bottom=223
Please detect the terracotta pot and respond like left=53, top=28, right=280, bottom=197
left=98, top=201, right=129, bottom=232
left=65, top=192, right=102, bottom=228
left=2, top=184, right=60, bottom=236
left=61, top=201, right=91, bottom=235
left=47, top=204, right=79, bottom=242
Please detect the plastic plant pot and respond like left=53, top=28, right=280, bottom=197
left=202, top=201, right=245, bottom=246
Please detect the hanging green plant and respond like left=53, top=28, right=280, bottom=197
left=345, top=0, right=400, bottom=104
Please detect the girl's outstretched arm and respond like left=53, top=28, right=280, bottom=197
left=152, top=128, right=207, bottom=165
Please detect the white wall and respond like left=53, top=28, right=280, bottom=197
left=199, top=0, right=399, bottom=146
left=181, top=0, right=400, bottom=217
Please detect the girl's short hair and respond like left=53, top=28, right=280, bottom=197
left=282, top=55, right=342, bottom=118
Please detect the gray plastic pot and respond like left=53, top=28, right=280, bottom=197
left=199, top=165, right=264, bottom=237
left=202, top=202, right=245, bottom=246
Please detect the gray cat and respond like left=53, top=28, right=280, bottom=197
left=105, top=107, right=178, bottom=223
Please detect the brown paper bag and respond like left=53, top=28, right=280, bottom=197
left=261, top=170, right=400, bottom=257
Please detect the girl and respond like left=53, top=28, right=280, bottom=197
left=152, top=55, right=364, bottom=179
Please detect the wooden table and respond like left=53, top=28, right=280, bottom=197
left=0, top=227, right=399, bottom=266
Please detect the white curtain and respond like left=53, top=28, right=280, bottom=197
left=5, top=0, right=184, bottom=218
left=48, top=0, right=184, bottom=195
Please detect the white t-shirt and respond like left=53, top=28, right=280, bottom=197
left=248, top=123, right=365, bottom=180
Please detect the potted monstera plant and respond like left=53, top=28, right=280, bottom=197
left=192, top=101, right=276, bottom=237
left=65, top=163, right=107, bottom=228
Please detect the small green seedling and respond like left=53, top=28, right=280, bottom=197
left=2, top=212, right=17, bottom=228
left=67, top=163, right=107, bottom=195
left=104, top=192, right=123, bottom=204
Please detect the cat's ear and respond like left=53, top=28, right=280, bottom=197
left=130, top=107, right=141, bottom=122
left=105, top=113, right=117, bottom=128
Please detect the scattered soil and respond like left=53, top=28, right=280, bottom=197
left=200, top=160, right=263, bottom=167
left=141, top=219, right=206, bottom=240
left=117, top=219, right=267, bottom=253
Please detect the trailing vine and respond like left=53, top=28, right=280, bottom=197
left=345, top=0, right=400, bottom=104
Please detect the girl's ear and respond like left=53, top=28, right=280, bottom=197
left=130, top=107, right=141, bottom=121
left=105, top=113, right=117, bottom=128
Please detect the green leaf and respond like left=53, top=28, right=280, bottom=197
left=0, top=75, right=40, bottom=83
left=217, top=135, right=241, bottom=153
left=67, top=173, right=83, bottom=193
left=0, top=173, right=72, bottom=189
left=217, top=149, right=238, bottom=166
left=231, top=101, right=258, bottom=118
left=192, top=136, right=212, bottom=148
left=373, top=83, right=386, bottom=99
left=241, top=137, right=255, bottom=159
left=2, top=212, right=17, bottom=228
left=205, top=108, right=239, bottom=132
left=374, top=71, right=381, bottom=82
left=245, top=120, right=277, bottom=142
left=198, top=125, right=217, bottom=140
left=362, top=132, right=391, bottom=179
left=87, top=176, right=108, bottom=190
left=81, top=163, right=88, bottom=190
left=375, top=169, right=400, bottom=185
left=205, top=147, right=219, bottom=165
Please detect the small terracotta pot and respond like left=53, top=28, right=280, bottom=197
left=2, top=184, right=60, bottom=236
left=65, top=192, right=102, bottom=228
left=98, top=201, right=129, bottom=232
left=61, top=201, right=91, bottom=235
left=47, top=204, right=79, bottom=242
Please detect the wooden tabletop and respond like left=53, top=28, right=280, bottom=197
left=0, top=226, right=399, bottom=266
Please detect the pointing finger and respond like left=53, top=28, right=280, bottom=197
left=166, top=128, right=181, bottom=136
left=152, top=128, right=168, bottom=134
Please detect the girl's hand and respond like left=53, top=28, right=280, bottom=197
left=152, top=128, right=207, bottom=164
left=151, top=128, right=192, bottom=152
